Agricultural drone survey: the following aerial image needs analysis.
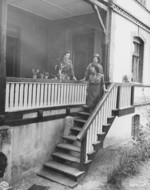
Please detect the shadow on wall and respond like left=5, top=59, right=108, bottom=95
left=0, top=152, right=7, bottom=179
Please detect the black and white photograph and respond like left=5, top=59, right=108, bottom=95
left=0, top=0, right=150, bottom=189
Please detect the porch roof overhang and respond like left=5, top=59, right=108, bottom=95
left=8, top=0, right=108, bottom=20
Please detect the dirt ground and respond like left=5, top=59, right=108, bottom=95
left=12, top=145, right=150, bottom=190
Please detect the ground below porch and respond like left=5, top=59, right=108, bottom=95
left=11, top=139, right=150, bottom=190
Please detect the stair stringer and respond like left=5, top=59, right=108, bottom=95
left=79, top=115, right=117, bottom=172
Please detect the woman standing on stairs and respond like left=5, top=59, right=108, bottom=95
left=81, top=54, right=107, bottom=113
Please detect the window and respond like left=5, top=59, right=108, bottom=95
left=132, top=37, right=144, bottom=83
left=132, top=115, right=140, bottom=139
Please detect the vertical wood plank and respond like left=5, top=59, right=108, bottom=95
left=14, top=83, right=19, bottom=109
left=5, top=83, right=10, bottom=111
left=10, top=83, right=15, bottom=110
left=0, top=0, right=7, bottom=117
left=24, top=83, right=28, bottom=108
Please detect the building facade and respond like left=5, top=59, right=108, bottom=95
left=109, top=0, right=150, bottom=83
left=0, top=0, right=150, bottom=185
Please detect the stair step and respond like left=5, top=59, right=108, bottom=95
left=44, top=160, right=84, bottom=177
left=77, top=112, right=90, bottom=119
left=57, top=143, right=80, bottom=152
left=71, top=126, right=82, bottom=132
left=38, top=168, right=78, bottom=188
left=82, top=105, right=90, bottom=112
left=63, top=135, right=77, bottom=141
left=52, top=152, right=80, bottom=163
left=78, top=112, right=90, bottom=116
left=107, top=116, right=115, bottom=124
left=97, top=132, right=106, bottom=141
left=102, top=124, right=111, bottom=133
left=93, top=141, right=101, bottom=146
left=93, top=141, right=102, bottom=149
left=74, top=118, right=86, bottom=123
left=87, top=150, right=96, bottom=160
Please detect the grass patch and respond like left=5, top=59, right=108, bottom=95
left=106, top=123, right=150, bottom=189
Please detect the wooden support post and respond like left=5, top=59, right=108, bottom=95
left=79, top=135, right=87, bottom=171
left=94, top=5, right=106, bottom=34
left=66, top=107, right=70, bottom=116
left=116, top=86, right=121, bottom=109
left=0, top=0, right=7, bottom=125
left=131, top=85, right=135, bottom=106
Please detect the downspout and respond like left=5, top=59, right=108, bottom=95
left=105, top=0, right=113, bottom=82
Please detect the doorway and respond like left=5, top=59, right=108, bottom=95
left=73, top=31, right=94, bottom=80
left=6, top=35, right=20, bottom=77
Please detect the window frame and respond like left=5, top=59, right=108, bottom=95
left=132, top=37, right=144, bottom=83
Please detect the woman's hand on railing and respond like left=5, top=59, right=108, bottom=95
left=103, top=85, right=109, bottom=93
left=104, top=89, right=109, bottom=93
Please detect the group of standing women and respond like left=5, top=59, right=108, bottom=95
left=56, top=51, right=107, bottom=113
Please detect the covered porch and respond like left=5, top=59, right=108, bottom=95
left=6, top=0, right=108, bottom=80
left=0, top=0, right=111, bottom=121
left=1, top=0, right=150, bottom=185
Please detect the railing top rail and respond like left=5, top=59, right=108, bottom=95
left=114, top=83, right=134, bottom=87
left=6, top=77, right=88, bottom=85
left=77, top=83, right=116, bottom=141
left=133, top=83, right=150, bottom=88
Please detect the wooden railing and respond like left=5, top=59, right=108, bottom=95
left=134, top=84, right=150, bottom=105
left=77, top=83, right=133, bottom=165
left=116, top=84, right=133, bottom=108
left=5, top=77, right=87, bottom=112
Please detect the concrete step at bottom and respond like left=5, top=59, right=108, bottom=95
left=37, top=168, right=78, bottom=188
left=44, top=160, right=84, bottom=178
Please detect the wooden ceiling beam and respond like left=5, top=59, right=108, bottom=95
left=86, top=0, right=108, bottom=11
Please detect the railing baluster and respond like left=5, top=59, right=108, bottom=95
left=10, top=83, right=15, bottom=110
left=24, top=83, right=28, bottom=109
left=28, top=83, right=32, bottom=108
left=47, top=84, right=50, bottom=106
left=5, top=83, right=10, bottom=111
left=5, top=79, right=87, bottom=111
left=19, top=83, right=24, bottom=108
left=32, top=83, right=36, bottom=107
left=14, top=83, right=19, bottom=109
left=36, top=84, right=40, bottom=107
left=51, top=84, right=54, bottom=106
left=44, top=84, right=48, bottom=107
left=59, top=83, right=62, bottom=105
left=56, top=84, right=59, bottom=105
left=72, top=84, right=75, bottom=104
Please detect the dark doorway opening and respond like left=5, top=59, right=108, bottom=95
left=6, top=35, right=20, bottom=77
left=73, top=31, right=94, bottom=80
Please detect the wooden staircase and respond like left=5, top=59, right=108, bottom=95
left=38, top=83, right=135, bottom=187
left=38, top=105, right=116, bottom=187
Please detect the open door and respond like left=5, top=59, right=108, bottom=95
left=73, top=31, right=94, bottom=80
left=6, top=36, right=20, bottom=77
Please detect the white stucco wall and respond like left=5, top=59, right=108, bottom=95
left=109, top=8, right=150, bottom=83
left=139, top=28, right=150, bottom=84
left=11, top=119, right=65, bottom=183
left=104, top=105, right=150, bottom=147
left=104, top=114, right=133, bottom=147
left=113, top=0, right=150, bottom=27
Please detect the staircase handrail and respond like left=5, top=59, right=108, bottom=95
left=77, top=83, right=117, bottom=141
